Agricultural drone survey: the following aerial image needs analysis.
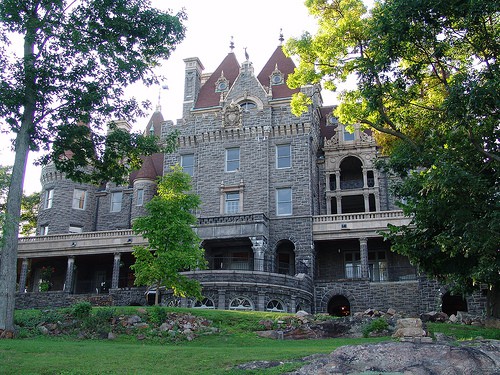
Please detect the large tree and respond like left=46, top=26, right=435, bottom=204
left=286, top=0, right=499, bottom=314
left=131, top=166, right=206, bottom=306
left=0, top=0, right=186, bottom=335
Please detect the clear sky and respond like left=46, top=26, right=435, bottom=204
left=2, top=0, right=330, bottom=194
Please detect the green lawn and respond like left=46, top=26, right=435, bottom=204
left=0, top=334, right=388, bottom=374
left=1, top=307, right=497, bottom=375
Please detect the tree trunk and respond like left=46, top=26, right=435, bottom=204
left=0, top=33, right=36, bottom=335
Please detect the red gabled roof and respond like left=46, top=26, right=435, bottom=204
left=320, top=106, right=337, bottom=139
left=257, top=46, right=300, bottom=100
left=144, top=110, right=164, bottom=137
left=129, top=153, right=164, bottom=183
left=194, top=52, right=240, bottom=110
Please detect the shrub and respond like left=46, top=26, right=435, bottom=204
left=71, top=302, right=92, bottom=319
left=148, top=305, right=168, bottom=325
left=362, top=318, right=389, bottom=338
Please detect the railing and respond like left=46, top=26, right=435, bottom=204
left=313, top=210, right=408, bottom=223
left=198, top=213, right=269, bottom=225
left=316, top=265, right=418, bottom=282
left=18, top=229, right=136, bottom=243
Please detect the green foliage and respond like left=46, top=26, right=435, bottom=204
left=148, top=305, right=168, bottom=325
left=427, top=322, right=500, bottom=341
left=132, top=166, right=206, bottom=303
left=71, top=302, right=92, bottom=320
left=286, top=0, right=500, bottom=300
left=361, top=318, right=389, bottom=338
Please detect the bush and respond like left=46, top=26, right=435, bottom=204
left=362, top=318, right=389, bottom=338
left=148, top=305, right=168, bottom=325
left=71, top=302, right=92, bottom=319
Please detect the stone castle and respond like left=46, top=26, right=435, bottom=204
left=15, top=38, right=487, bottom=316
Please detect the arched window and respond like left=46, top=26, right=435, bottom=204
left=229, top=296, right=253, bottom=310
left=193, top=297, right=215, bottom=309
left=239, top=101, right=256, bottom=111
left=266, top=299, right=285, bottom=312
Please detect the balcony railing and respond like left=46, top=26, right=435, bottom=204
left=316, top=264, right=418, bottom=282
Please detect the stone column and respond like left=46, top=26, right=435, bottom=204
left=359, top=237, right=369, bottom=279
left=363, top=193, right=370, bottom=213
left=336, top=195, right=342, bottom=215
left=362, top=168, right=368, bottom=188
left=251, top=236, right=266, bottom=272
left=258, top=291, right=266, bottom=311
left=335, top=170, right=341, bottom=191
left=217, top=289, right=226, bottom=310
left=111, top=252, right=121, bottom=289
left=63, top=256, right=75, bottom=293
left=18, top=258, right=29, bottom=293
left=290, top=295, right=296, bottom=313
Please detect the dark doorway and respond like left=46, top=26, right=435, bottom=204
left=327, top=295, right=351, bottom=316
left=442, top=292, right=468, bottom=316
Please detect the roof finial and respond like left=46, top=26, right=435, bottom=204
left=279, top=28, right=284, bottom=45
left=156, top=84, right=168, bottom=112
left=229, top=36, right=234, bottom=52
left=244, top=47, right=249, bottom=61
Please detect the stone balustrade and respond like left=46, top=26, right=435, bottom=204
left=312, top=210, right=411, bottom=240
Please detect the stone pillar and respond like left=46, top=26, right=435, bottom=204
left=363, top=193, right=370, bottom=213
left=217, top=289, right=226, bottom=310
left=251, top=236, right=266, bottom=272
left=18, top=258, right=29, bottom=293
left=258, top=291, right=266, bottom=311
left=112, top=252, right=121, bottom=289
left=336, top=195, right=342, bottom=215
left=290, top=295, right=296, bottom=313
left=63, top=256, right=75, bottom=293
left=362, top=168, right=368, bottom=188
left=335, top=170, right=341, bottom=191
left=359, top=237, right=369, bottom=279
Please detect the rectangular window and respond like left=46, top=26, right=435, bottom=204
left=276, top=144, right=291, bottom=169
left=225, top=147, right=240, bottom=172
left=136, top=189, right=144, bottom=206
left=343, top=127, right=355, bottom=141
left=69, top=225, right=83, bottom=234
left=44, top=189, right=54, bottom=209
left=276, top=187, right=292, bottom=216
left=181, top=154, right=194, bottom=177
left=40, top=225, right=49, bottom=236
left=72, top=189, right=87, bottom=210
left=111, top=192, right=123, bottom=212
left=225, top=191, right=240, bottom=214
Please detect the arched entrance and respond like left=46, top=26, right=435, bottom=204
left=327, top=295, right=351, bottom=316
left=442, top=292, right=468, bottom=316
left=276, top=240, right=295, bottom=275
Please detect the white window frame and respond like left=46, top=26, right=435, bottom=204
left=276, top=144, right=291, bottom=169
left=181, top=154, right=195, bottom=177
left=110, top=191, right=123, bottom=212
left=72, top=188, right=87, bottom=210
left=69, top=225, right=83, bottom=234
left=40, top=225, right=49, bottom=236
left=136, top=189, right=144, bottom=206
left=44, top=189, right=54, bottom=209
left=343, top=126, right=355, bottom=141
left=276, top=187, right=292, bottom=216
left=224, top=191, right=240, bottom=214
left=225, top=147, right=240, bottom=172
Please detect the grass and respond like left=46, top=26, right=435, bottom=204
left=427, top=322, right=500, bottom=341
left=2, top=307, right=498, bottom=374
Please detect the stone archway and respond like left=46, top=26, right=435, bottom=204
left=275, top=239, right=295, bottom=275
left=327, top=295, right=351, bottom=316
left=442, top=292, right=468, bottom=316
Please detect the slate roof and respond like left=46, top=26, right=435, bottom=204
left=257, top=45, right=300, bottom=100
left=194, top=52, right=240, bottom=110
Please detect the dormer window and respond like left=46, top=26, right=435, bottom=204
left=215, top=72, right=229, bottom=93
left=270, top=64, right=284, bottom=85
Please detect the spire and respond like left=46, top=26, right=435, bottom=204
left=229, top=36, right=234, bottom=52
left=156, top=84, right=168, bottom=112
left=244, top=47, right=249, bottom=61
left=279, top=28, right=284, bottom=45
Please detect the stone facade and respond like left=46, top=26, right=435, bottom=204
left=16, top=41, right=488, bottom=317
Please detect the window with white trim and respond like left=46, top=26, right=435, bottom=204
left=229, top=297, right=253, bottom=310
left=343, top=127, right=355, bottom=141
left=44, top=189, right=54, bottom=209
left=181, top=154, right=194, bottom=177
left=40, top=225, right=49, bottom=236
left=266, top=299, right=285, bottom=312
left=225, top=191, right=240, bottom=214
left=225, top=147, right=240, bottom=172
left=72, top=189, right=87, bottom=210
left=276, top=187, right=292, bottom=216
left=111, top=192, right=123, bottom=212
left=276, top=144, right=291, bottom=169
left=136, top=189, right=144, bottom=206
left=193, top=297, right=215, bottom=309
left=69, top=225, right=83, bottom=234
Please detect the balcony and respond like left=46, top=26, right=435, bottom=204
left=313, top=210, right=411, bottom=240
left=196, top=213, right=269, bottom=240
left=317, top=264, right=418, bottom=282
left=17, top=230, right=146, bottom=258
